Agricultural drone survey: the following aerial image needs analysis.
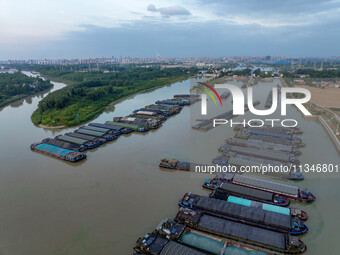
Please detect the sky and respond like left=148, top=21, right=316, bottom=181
left=1, top=0, right=340, bottom=59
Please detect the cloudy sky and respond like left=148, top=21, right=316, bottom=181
left=1, top=0, right=340, bottom=59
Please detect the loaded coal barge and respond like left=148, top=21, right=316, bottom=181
left=179, top=193, right=308, bottom=235
left=175, top=208, right=306, bottom=254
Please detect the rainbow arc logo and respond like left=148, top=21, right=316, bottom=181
left=198, top=82, right=222, bottom=106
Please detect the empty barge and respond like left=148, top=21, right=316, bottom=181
left=226, top=138, right=302, bottom=155
left=219, top=144, right=300, bottom=164
left=238, top=134, right=305, bottom=147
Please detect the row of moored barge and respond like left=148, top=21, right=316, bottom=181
left=215, top=122, right=305, bottom=180
left=134, top=206, right=306, bottom=254
left=31, top=94, right=199, bottom=162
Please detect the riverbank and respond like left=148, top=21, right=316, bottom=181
left=281, top=77, right=340, bottom=152
left=33, top=74, right=192, bottom=129
left=0, top=72, right=53, bottom=109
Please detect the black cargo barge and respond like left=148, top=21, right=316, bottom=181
left=155, top=219, right=270, bottom=255
left=134, top=233, right=207, bottom=255
left=218, top=173, right=316, bottom=202
left=56, top=135, right=100, bottom=150
left=203, top=177, right=290, bottom=206
left=179, top=193, right=307, bottom=235
left=175, top=208, right=306, bottom=254
left=66, top=132, right=106, bottom=145
left=42, top=138, right=86, bottom=152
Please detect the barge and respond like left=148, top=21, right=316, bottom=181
left=159, top=158, right=190, bottom=171
left=226, top=137, right=302, bottom=155
left=156, top=219, right=269, bottom=255
left=56, top=135, right=99, bottom=149
left=131, top=110, right=167, bottom=120
left=203, top=178, right=290, bottom=206
left=179, top=193, right=307, bottom=235
left=265, top=90, right=273, bottom=108
left=42, top=138, right=86, bottom=152
left=105, top=121, right=149, bottom=132
left=175, top=208, right=306, bottom=254
left=114, top=116, right=161, bottom=129
left=212, top=155, right=303, bottom=180
left=237, top=134, right=305, bottom=147
left=156, top=99, right=189, bottom=106
left=75, top=128, right=116, bottom=141
left=30, top=143, right=86, bottom=162
left=80, top=125, right=120, bottom=136
left=66, top=132, right=106, bottom=145
left=197, top=190, right=305, bottom=220
left=219, top=144, right=300, bottom=164
left=241, top=128, right=303, bottom=141
left=89, top=122, right=129, bottom=135
left=217, top=173, right=315, bottom=202
left=192, top=110, right=235, bottom=131
left=134, top=233, right=206, bottom=255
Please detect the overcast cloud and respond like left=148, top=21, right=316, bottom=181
left=1, top=0, right=340, bottom=59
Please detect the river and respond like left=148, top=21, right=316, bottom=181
left=0, top=75, right=338, bottom=254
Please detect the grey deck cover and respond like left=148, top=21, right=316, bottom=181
left=249, top=135, right=291, bottom=146
left=57, top=135, right=88, bottom=145
left=148, top=236, right=168, bottom=254
left=231, top=138, right=293, bottom=152
left=89, top=123, right=123, bottom=131
left=75, top=129, right=105, bottom=137
left=233, top=174, right=299, bottom=196
left=195, top=195, right=291, bottom=230
left=220, top=182, right=273, bottom=201
left=44, top=139, right=79, bottom=150
left=226, top=145, right=291, bottom=162
left=199, top=214, right=286, bottom=249
left=68, top=133, right=97, bottom=141
left=160, top=241, right=207, bottom=255
left=81, top=125, right=109, bottom=133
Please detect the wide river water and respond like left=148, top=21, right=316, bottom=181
left=0, top=74, right=339, bottom=254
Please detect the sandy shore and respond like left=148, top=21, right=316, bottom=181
left=300, top=85, right=340, bottom=108
left=39, top=124, right=66, bottom=129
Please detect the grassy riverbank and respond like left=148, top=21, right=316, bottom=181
left=31, top=67, right=195, bottom=127
left=0, top=72, right=53, bottom=108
